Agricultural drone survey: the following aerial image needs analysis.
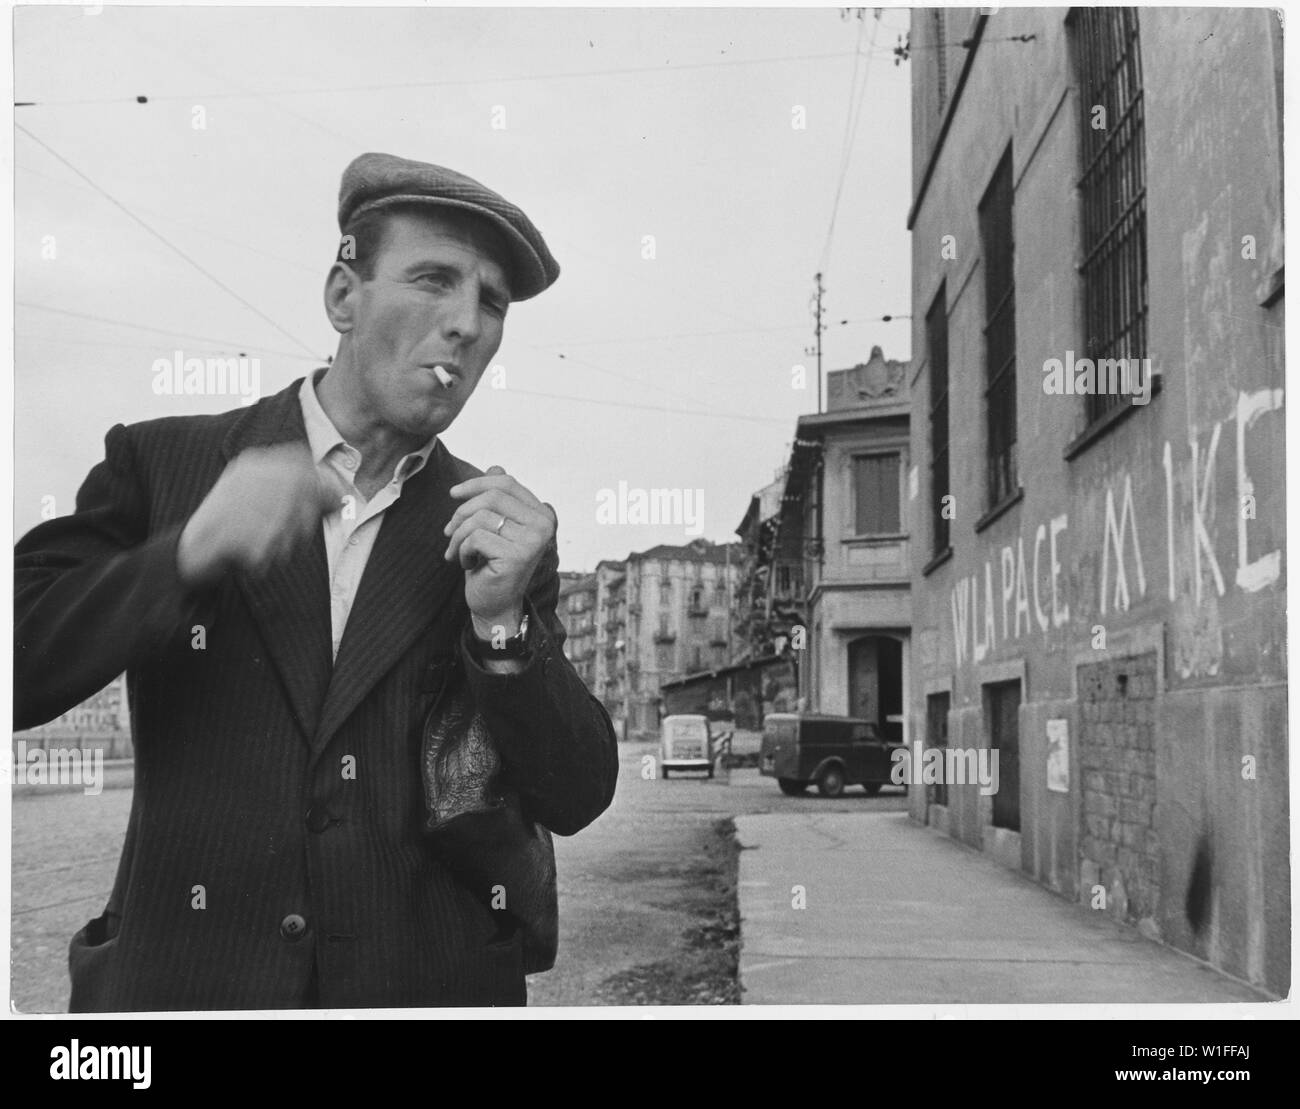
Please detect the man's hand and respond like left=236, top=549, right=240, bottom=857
left=177, top=443, right=348, bottom=586
left=443, top=465, right=556, bottom=639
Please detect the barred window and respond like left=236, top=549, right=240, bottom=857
left=926, top=286, right=950, bottom=556
left=979, top=147, right=1017, bottom=508
left=1070, top=6, right=1148, bottom=426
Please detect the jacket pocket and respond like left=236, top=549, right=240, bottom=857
left=481, top=911, right=526, bottom=1002
left=68, top=909, right=121, bottom=1012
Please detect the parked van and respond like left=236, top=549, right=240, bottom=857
left=660, top=714, right=716, bottom=779
left=760, top=712, right=903, bottom=797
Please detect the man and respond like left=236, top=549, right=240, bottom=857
left=14, top=153, right=619, bottom=1010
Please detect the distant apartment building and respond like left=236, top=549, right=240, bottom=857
left=591, top=540, right=742, bottom=738
left=557, top=573, right=598, bottom=688
left=907, top=8, right=1285, bottom=994
left=735, top=473, right=804, bottom=662
left=592, top=558, right=628, bottom=734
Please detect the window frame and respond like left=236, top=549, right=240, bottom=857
left=1066, top=5, right=1151, bottom=448
left=849, top=449, right=904, bottom=539
left=933, top=8, right=949, bottom=109
left=925, top=690, right=952, bottom=809
left=924, top=282, right=952, bottom=567
left=978, top=143, right=1019, bottom=513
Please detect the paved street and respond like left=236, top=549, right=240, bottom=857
left=13, top=737, right=1268, bottom=1010
left=10, top=738, right=906, bottom=1011
left=12, top=782, right=135, bottom=1014
left=737, top=812, right=1272, bottom=1005
left=529, top=738, right=906, bottom=1006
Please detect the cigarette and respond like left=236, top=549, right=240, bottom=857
left=432, top=365, right=454, bottom=389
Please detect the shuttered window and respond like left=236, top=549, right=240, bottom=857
left=853, top=453, right=901, bottom=536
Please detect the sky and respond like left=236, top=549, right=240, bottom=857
left=12, top=3, right=913, bottom=572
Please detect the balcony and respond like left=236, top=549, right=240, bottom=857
left=653, top=629, right=676, bottom=644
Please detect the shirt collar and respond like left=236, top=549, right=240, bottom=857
left=298, top=367, right=438, bottom=485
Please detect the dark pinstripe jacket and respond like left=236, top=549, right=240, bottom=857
left=14, top=377, right=619, bottom=1011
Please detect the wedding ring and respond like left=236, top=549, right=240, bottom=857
left=495, top=514, right=507, bottom=534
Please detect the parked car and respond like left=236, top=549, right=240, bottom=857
left=660, top=714, right=718, bottom=779
left=759, top=712, right=904, bottom=798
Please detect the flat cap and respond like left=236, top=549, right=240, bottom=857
left=338, top=152, right=560, bottom=301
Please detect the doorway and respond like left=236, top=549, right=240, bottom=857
left=986, top=680, right=1021, bottom=831
left=848, top=635, right=904, bottom=745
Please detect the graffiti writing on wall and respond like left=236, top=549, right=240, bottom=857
left=950, top=389, right=1284, bottom=679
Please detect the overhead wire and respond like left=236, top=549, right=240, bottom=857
left=537, top=315, right=907, bottom=348
left=16, top=304, right=797, bottom=425
left=16, top=302, right=322, bottom=362
left=17, top=333, right=270, bottom=360
left=499, top=386, right=794, bottom=427
left=15, top=123, right=325, bottom=361
left=15, top=21, right=904, bottom=431
left=103, top=15, right=367, bottom=150
left=818, top=12, right=882, bottom=275
left=541, top=348, right=712, bottom=412
left=15, top=163, right=323, bottom=278
left=16, top=50, right=867, bottom=108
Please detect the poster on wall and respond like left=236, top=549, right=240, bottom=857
left=1046, top=719, right=1070, bottom=793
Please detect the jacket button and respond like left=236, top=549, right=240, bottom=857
left=280, top=914, right=308, bottom=941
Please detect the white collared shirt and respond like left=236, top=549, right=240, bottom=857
left=299, top=370, right=438, bottom=660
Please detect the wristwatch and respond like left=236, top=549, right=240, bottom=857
left=470, top=613, right=532, bottom=660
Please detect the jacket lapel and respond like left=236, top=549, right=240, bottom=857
left=221, top=379, right=334, bottom=744
left=311, top=438, right=467, bottom=755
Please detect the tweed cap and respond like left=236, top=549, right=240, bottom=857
left=337, top=152, right=560, bottom=301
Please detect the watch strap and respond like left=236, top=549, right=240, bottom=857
left=470, top=613, right=531, bottom=660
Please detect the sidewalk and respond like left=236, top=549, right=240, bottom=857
left=735, top=811, right=1271, bottom=1005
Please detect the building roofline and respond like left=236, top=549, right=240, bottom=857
left=796, top=402, right=911, bottom=430
left=659, top=653, right=791, bottom=689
